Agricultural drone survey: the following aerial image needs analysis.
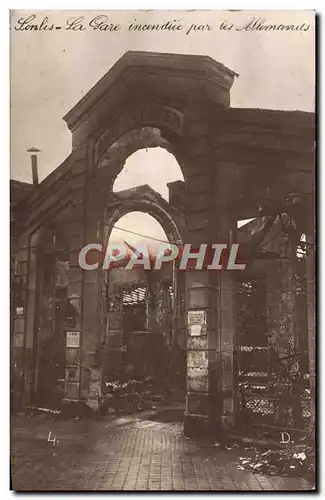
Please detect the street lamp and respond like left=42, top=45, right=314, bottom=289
left=27, top=147, right=41, bottom=185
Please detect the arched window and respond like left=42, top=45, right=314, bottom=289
left=113, top=147, right=184, bottom=200
left=110, top=211, right=169, bottom=250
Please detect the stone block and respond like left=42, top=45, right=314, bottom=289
left=69, top=203, right=84, bottom=220
left=187, top=368, right=209, bottom=392
left=187, top=350, right=208, bottom=369
left=186, top=192, right=210, bottom=213
left=82, top=350, right=97, bottom=365
left=183, top=414, right=213, bottom=439
left=70, top=188, right=85, bottom=205
left=66, top=347, right=80, bottom=365
left=68, top=267, right=83, bottom=283
left=18, top=262, right=28, bottom=276
left=69, top=249, right=81, bottom=267
left=187, top=336, right=208, bottom=349
left=83, top=270, right=99, bottom=284
left=188, top=287, right=217, bottom=309
left=82, top=282, right=99, bottom=307
left=67, top=281, right=82, bottom=298
left=13, top=332, right=24, bottom=348
left=187, top=136, right=209, bottom=157
left=82, top=331, right=98, bottom=352
left=69, top=172, right=86, bottom=191
left=71, top=158, right=87, bottom=176
left=64, top=382, right=79, bottom=400
left=69, top=221, right=84, bottom=237
left=107, top=315, right=122, bottom=330
left=69, top=233, right=84, bottom=251
left=186, top=271, right=211, bottom=287
left=186, top=392, right=210, bottom=416
left=186, top=173, right=210, bottom=194
left=14, top=318, right=25, bottom=333
left=18, top=247, right=29, bottom=263
left=221, top=412, right=235, bottom=431
left=65, top=366, right=80, bottom=382
left=185, top=227, right=210, bottom=244
left=185, top=211, right=209, bottom=232
left=107, top=330, right=122, bottom=347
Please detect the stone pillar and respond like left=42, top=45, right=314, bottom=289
left=64, top=143, right=109, bottom=405
left=64, top=146, right=88, bottom=402
left=185, top=270, right=219, bottom=438
left=214, top=158, right=238, bottom=432
left=185, top=266, right=237, bottom=439
left=105, top=278, right=123, bottom=381
left=183, top=122, right=237, bottom=439
left=22, top=231, right=40, bottom=406
left=12, top=233, right=32, bottom=409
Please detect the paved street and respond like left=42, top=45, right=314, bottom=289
left=11, top=408, right=313, bottom=491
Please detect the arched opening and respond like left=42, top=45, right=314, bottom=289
left=113, top=146, right=184, bottom=201
left=98, top=135, right=187, bottom=410
left=96, top=126, right=186, bottom=200
left=110, top=211, right=170, bottom=247
left=102, top=208, right=186, bottom=410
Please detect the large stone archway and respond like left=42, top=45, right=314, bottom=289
left=63, top=51, right=239, bottom=438
left=12, top=51, right=314, bottom=439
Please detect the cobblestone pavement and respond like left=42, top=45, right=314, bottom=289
left=11, top=410, right=313, bottom=491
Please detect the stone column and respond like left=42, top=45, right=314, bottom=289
left=64, top=145, right=89, bottom=402
left=23, top=231, right=41, bottom=406
left=183, top=121, right=237, bottom=439
left=64, top=143, right=109, bottom=406
left=210, top=174, right=238, bottom=434
left=105, top=275, right=123, bottom=381
left=185, top=269, right=219, bottom=438
left=12, top=233, right=33, bottom=408
left=185, top=259, right=237, bottom=439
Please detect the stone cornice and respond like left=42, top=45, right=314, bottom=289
left=215, top=107, right=315, bottom=129
left=63, top=51, right=237, bottom=131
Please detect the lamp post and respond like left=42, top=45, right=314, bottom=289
left=27, top=147, right=41, bottom=185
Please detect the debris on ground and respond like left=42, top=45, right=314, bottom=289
left=236, top=444, right=315, bottom=482
left=19, top=407, right=62, bottom=419
left=14, top=377, right=169, bottom=421
left=100, top=377, right=168, bottom=415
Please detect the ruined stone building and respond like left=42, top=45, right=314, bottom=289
left=10, top=51, right=315, bottom=439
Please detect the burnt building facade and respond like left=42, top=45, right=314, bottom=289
left=10, top=51, right=315, bottom=439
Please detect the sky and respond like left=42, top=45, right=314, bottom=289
left=10, top=9, right=315, bottom=244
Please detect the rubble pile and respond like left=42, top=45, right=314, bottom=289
left=100, top=376, right=166, bottom=414
left=236, top=443, right=315, bottom=482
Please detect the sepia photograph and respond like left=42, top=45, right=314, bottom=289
left=10, top=9, right=316, bottom=492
